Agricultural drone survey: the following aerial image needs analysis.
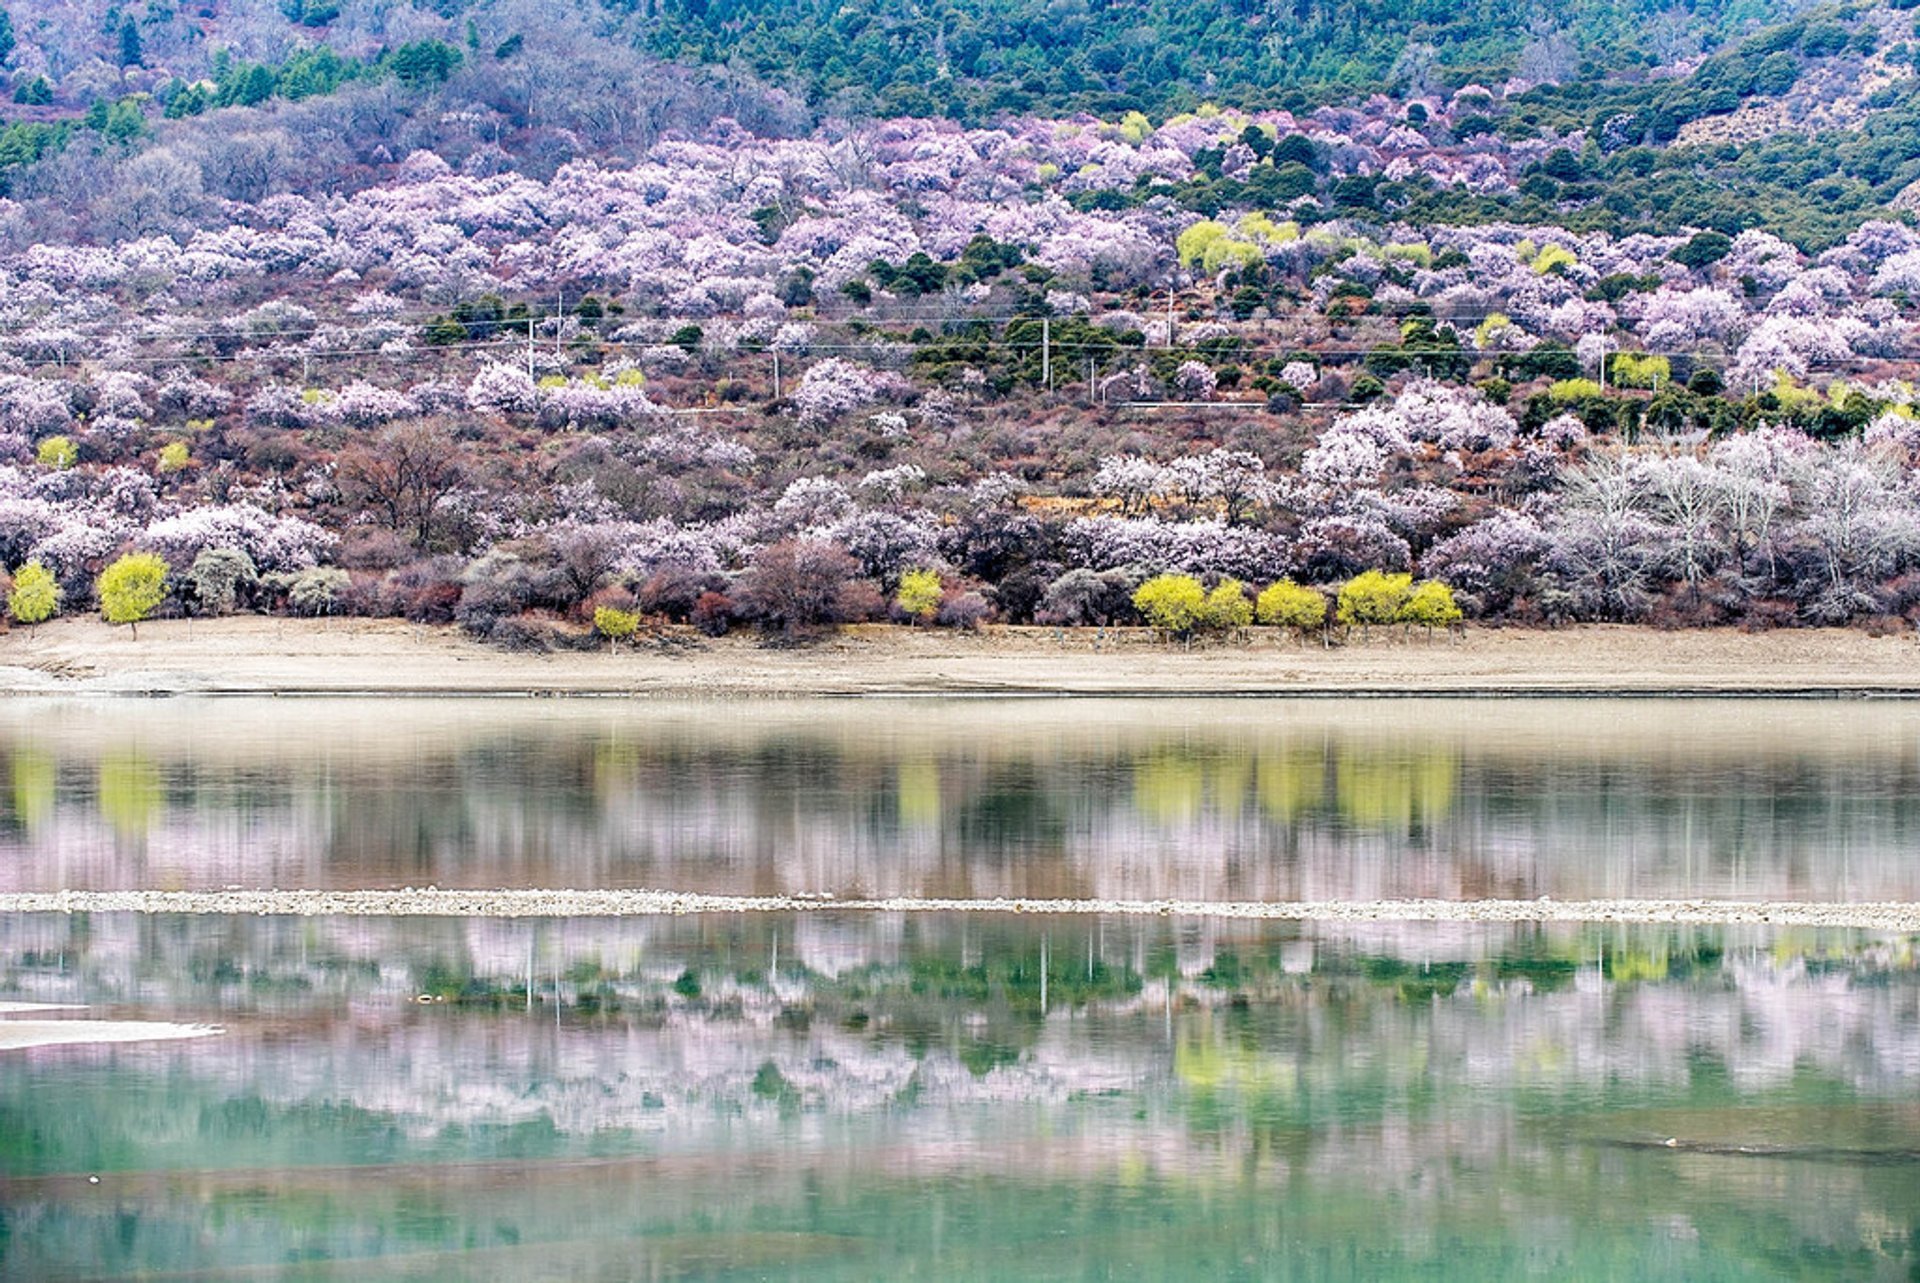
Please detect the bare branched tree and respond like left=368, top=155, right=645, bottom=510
left=338, top=421, right=468, bottom=548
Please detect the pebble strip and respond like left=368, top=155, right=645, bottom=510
left=1, top=889, right=1918, bottom=930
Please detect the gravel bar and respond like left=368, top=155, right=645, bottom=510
left=2, top=889, right=1919, bottom=930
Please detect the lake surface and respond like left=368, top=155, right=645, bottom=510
left=2, top=697, right=1920, bottom=902
left=4, top=913, right=1919, bottom=1279
left=2, top=699, right=1918, bottom=1279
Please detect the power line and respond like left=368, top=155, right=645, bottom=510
left=75, top=335, right=1908, bottom=366
left=7, top=290, right=1913, bottom=346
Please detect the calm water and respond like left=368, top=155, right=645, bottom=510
left=1, top=697, right=1919, bottom=901
left=3, top=913, right=1918, bottom=1279
left=2, top=699, right=1919, bottom=1279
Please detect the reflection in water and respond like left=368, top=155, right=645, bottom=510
left=95, top=753, right=162, bottom=840
left=1, top=912, right=1917, bottom=1279
left=0, top=698, right=1917, bottom=901
left=11, top=749, right=52, bottom=832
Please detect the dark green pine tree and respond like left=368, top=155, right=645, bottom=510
left=117, top=16, right=143, bottom=68
left=0, top=9, right=15, bottom=66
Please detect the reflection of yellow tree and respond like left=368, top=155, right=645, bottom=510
left=1769, top=931, right=1821, bottom=969
left=1255, top=750, right=1326, bottom=822
left=1212, top=753, right=1252, bottom=819
left=98, top=754, right=162, bottom=838
left=1334, top=749, right=1457, bottom=828
left=897, top=758, right=941, bottom=827
left=1133, top=750, right=1263, bottom=825
left=1174, top=1019, right=1302, bottom=1150
left=1607, top=946, right=1669, bottom=983
left=1175, top=1024, right=1299, bottom=1095
left=590, top=739, right=642, bottom=799
left=1134, top=752, right=1207, bottom=824
left=11, top=750, right=54, bottom=829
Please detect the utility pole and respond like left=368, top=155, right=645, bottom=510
left=526, top=317, right=535, bottom=383
left=1041, top=317, right=1051, bottom=391
left=773, top=350, right=781, bottom=399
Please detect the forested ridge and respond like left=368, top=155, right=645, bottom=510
left=2, top=0, right=1915, bottom=244
left=0, top=1, right=1914, bottom=645
left=637, top=0, right=1795, bottom=119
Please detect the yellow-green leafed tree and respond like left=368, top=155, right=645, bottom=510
left=157, top=441, right=192, bottom=474
left=1336, top=570, right=1413, bottom=629
left=1548, top=378, right=1604, bottom=403
left=1399, top=580, right=1464, bottom=633
left=1609, top=352, right=1670, bottom=390
left=1255, top=579, right=1326, bottom=633
left=593, top=605, right=640, bottom=650
left=1199, top=578, right=1252, bottom=631
left=7, top=561, right=60, bottom=626
left=36, top=436, right=76, bottom=469
left=1176, top=221, right=1261, bottom=273
left=1115, top=110, right=1152, bottom=143
left=1531, top=244, right=1577, bottom=276
left=1176, top=220, right=1231, bottom=267
left=97, top=552, right=168, bottom=638
left=1133, top=573, right=1205, bottom=635
left=895, top=569, right=943, bottom=623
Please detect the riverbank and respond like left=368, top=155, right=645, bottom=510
left=0, top=617, right=1916, bottom=697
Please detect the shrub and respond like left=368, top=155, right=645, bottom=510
left=1036, top=568, right=1138, bottom=626
left=634, top=565, right=724, bottom=621
left=286, top=567, right=351, bottom=616
left=691, top=590, right=734, bottom=636
left=482, top=616, right=562, bottom=652
left=336, top=528, right=416, bottom=571
left=1255, top=579, right=1326, bottom=631
left=1670, top=230, right=1732, bottom=269
left=835, top=578, right=887, bottom=623
left=988, top=563, right=1055, bottom=624
left=377, top=560, right=464, bottom=622
left=1199, top=578, right=1252, bottom=630
left=1688, top=368, right=1725, bottom=396
left=583, top=584, right=638, bottom=621
left=937, top=590, right=991, bottom=629
left=895, top=568, right=943, bottom=622
left=738, top=538, right=861, bottom=636
left=1336, top=570, right=1413, bottom=628
left=403, top=580, right=463, bottom=623
left=1133, top=573, right=1206, bottom=634
left=1548, top=378, right=1604, bottom=403
left=1399, top=580, right=1464, bottom=631
left=189, top=547, right=258, bottom=616
left=1349, top=373, right=1386, bottom=404
left=455, top=549, right=541, bottom=620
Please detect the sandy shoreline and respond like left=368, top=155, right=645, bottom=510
left=5, top=889, right=1919, bottom=930
left=0, top=617, right=1918, bottom=697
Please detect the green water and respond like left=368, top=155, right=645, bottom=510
left=1, top=699, right=1918, bottom=1279
left=3, top=913, right=1918, bottom=1279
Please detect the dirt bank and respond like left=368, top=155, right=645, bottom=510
left=0, top=617, right=1916, bottom=697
